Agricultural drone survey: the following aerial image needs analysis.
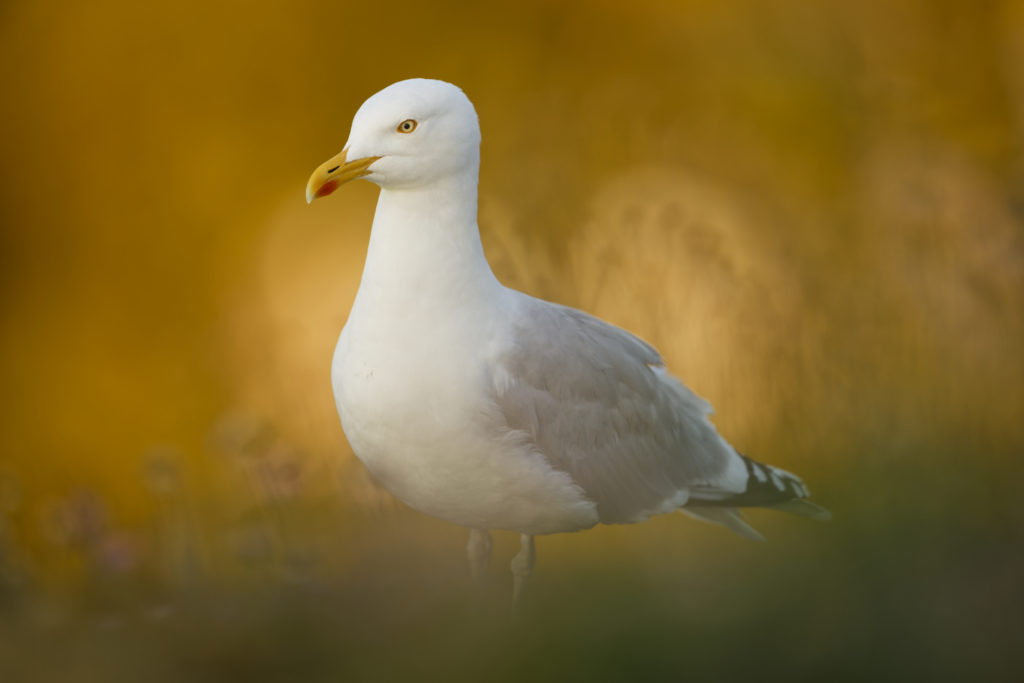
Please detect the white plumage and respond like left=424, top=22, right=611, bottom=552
left=306, top=78, right=828, bottom=600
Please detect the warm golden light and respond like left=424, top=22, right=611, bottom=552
left=0, top=0, right=1021, bottom=679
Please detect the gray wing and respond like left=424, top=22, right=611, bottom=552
left=491, top=296, right=739, bottom=524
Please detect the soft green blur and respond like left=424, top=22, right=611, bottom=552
left=1, top=0, right=1022, bottom=680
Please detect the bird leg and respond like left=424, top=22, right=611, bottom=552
left=466, top=528, right=492, bottom=583
left=510, top=534, right=535, bottom=605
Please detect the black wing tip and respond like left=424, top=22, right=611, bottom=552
left=687, top=454, right=813, bottom=509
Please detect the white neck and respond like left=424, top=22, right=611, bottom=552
left=350, top=170, right=502, bottom=320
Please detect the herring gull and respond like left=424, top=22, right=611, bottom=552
left=305, top=78, right=829, bottom=602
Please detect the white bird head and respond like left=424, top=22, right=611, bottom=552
left=306, top=78, right=481, bottom=202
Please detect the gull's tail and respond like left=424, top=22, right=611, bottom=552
left=682, top=454, right=831, bottom=541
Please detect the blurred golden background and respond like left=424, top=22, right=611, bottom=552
left=1, top=0, right=1022, bottom=680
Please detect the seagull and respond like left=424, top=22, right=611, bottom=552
left=305, top=78, right=829, bottom=602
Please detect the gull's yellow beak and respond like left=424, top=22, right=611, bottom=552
left=305, top=148, right=381, bottom=204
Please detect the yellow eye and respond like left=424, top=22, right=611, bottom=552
left=397, top=119, right=418, bottom=133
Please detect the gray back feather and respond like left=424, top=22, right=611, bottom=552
left=492, top=297, right=734, bottom=524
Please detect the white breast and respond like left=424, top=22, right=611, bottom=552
left=331, top=296, right=598, bottom=535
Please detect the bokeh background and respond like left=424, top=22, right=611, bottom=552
left=1, top=0, right=1023, bottom=680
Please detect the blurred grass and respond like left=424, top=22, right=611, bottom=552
left=1, top=0, right=1023, bottom=680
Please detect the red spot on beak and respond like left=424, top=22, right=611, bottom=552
left=315, top=179, right=340, bottom=198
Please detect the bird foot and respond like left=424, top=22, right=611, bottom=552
left=510, top=534, right=535, bottom=607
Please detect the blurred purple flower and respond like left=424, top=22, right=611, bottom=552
left=40, top=490, right=108, bottom=548
left=95, top=533, right=139, bottom=575
left=255, top=444, right=305, bottom=501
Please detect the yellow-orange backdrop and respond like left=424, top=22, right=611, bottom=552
left=0, top=1, right=1022, bottom=680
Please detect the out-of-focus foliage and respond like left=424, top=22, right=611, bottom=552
left=0, top=0, right=1022, bottom=680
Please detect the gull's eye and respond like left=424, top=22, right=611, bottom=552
left=397, top=119, right=418, bottom=134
